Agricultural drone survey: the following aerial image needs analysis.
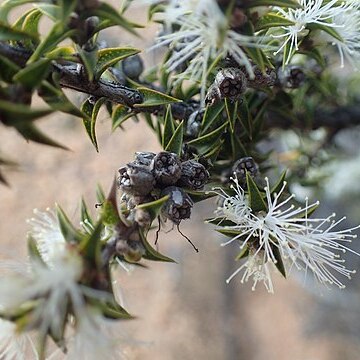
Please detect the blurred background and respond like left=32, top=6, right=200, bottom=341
left=1, top=2, right=360, bottom=360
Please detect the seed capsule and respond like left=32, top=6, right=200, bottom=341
left=150, top=151, right=182, bottom=186
left=161, top=186, right=193, bottom=225
left=134, top=151, right=156, bottom=166
left=278, top=66, right=306, bottom=89
left=178, top=160, right=209, bottom=190
left=205, top=67, right=247, bottom=105
left=118, top=163, right=155, bottom=196
left=232, top=157, right=259, bottom=186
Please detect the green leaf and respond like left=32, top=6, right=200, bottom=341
left=59, top=0, right=77, bottom=24
left=188, top=122, right=228, bottom=155
left=96, top=184, right=106, bottom=203
left=56, top=205, right=84, bottom=244
left=270, top=170, right=287, bottom=196
left=307, top=22, right=343, bottom=42
left=0, top=101, right=53, bottom=122
left=38, top=81, right=84, bottom=117
left=22, top=9, right=42, bottom=37
left=273, top=246, right=286, bottom=278
left=77, top=45, right=98, bottom=82
left=238, top=99, right=253, bottom=139
left=92, top=3, right=142, bottom=36
left=0, top=21, right=37, bottom=41
left=140, top=229, right=176, bottom=263
left=185, top=190, right=216, bottom=203
left=225, top=99, right=238, bottom=133
left=255, top=13, right=295, bottom=31
left=133, top=87, right=181, bottom=108
left=27, top=236, right=46, bottom=264
left=216, top=228, right=241, bottom=238
left=235, top=244, right=249, bottom=261
left=244, top=0, right=298, bottom=7
left=0, top=55, right=20, bottom=82
left=246, top=172, right=267, bottom=212
left=16, top=123, right=68, bottom=149
left=162, top=105, right=175, bottom=149
left=90, top=296, right=132, bottom=320
left=95, top=47, right=140, bottom=80
left=136, top=195, right=169, bottom=223
left=13, top=59, right=51, bottom=90
left=79, top=221, right=103, bottom=268
left=81, top=97, right=106, bottom=152
left=98, top=200, right=120, bottom=227
left=111, top=104, right=134, bottom=130
left=34, top=4, right=59, bottom=21
left=165, top=120, right=183, bottom=156
left=28, top=22, right=76, bottom=63
left=200, top=102, right=225, bottom=135
left=0, top=0, right=41, bottom=22
left=81, top=197, right=94, bottom=227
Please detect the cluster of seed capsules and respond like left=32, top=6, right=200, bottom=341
left=115, top=151, right=209, bottom=259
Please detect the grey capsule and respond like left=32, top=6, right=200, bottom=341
left=161, top=186, right=193, bottom=225
left=150, top=151, right=182, bottom=186
left=178, top=160, right=209, bottom=190
left=205, top=67, right=247, bottom=105
left=232, top=157, right=259, bottom=186
left=118, top=163, right=155, bottom=196
left=134, top=151, right=156, bottom=166
left=121, top=54, right=144, bottom=80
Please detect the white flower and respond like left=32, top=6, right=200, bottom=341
left=27, top=208, right=66, bottom=264
left=0, top=319, right=38, bottom=360
left=213, top=175, right=360, bottom=292
left=273, top=0, right=344, bottom=64
left=330, top=0, right=360, bottom=67
left=153, top=0, right=267, bottom=102
left=0, top=251, right=85, bottom=337
left=66, top=308, right=125, bottom=360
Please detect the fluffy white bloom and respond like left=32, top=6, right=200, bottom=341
left=213, top=175, right=360, bottom=292
left=153, top=0, right=266, bottom=101
left=0, top=319, right=38, bottom=360
left=27, top=208, right=66, bottom=264
left=273, top=0, right=344, bottom=64
left=329, top=0, right=360, bottom=67
left=66, top=308, right=125, bottom=360
left=0, top=251, right=85, bottom=336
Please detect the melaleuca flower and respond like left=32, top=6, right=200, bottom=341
left=66, top=307, right=126, bottom=360
left=26, top=208, right=66, bottom=264
left=212, top=175, right=360, bottom=292
left=329, top=0, right=360, bottom=67
left=0, top=250, right=84, bottom=338
left=0, top=318, right=38, bottom=360
left=153, top=0, right=267, bottom=101
left=272, top=0, right=344, bottom=64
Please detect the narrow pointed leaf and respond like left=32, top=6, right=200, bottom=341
left=140, top=229, right=175, bottom=263
left=79, top=221, right=103, bottom=268
left=56, top=205, right=83, bottom=244
left=95, top=47, right=140, bottom=79
left=133, top=87, right=181, bottom=108
left=246, top=172, right=267, bottom=212
left=165, top=121, right=183, bottom=156
left=136, top=195, right=169, bottom=223
left=162, top=105, right=175, bottom=148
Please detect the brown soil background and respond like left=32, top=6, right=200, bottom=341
left=1, top=3, right=359, bottom=360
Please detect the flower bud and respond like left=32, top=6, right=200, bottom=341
left=186, top=109, right=204, bottom=138
left=134, top=208, right=152, bottom=228
left=161, top=186, right=193, bottom=224
left=232, top=157, right=259, bottom=186
left=150, top=151, right=182, bottom=186
left=178, top=160, right=209, bottom=190
left=118, top=163, right=155, bottom=196
left=121, top=54, right=144, bottom=80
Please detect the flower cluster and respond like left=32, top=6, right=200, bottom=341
left=151, top=0, right=266, bottom=101
left=272, top=0, right=360, bottom=66
left=213, top=175, right=360, bottom=293
left=0, top=207, right=129, bottom=359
